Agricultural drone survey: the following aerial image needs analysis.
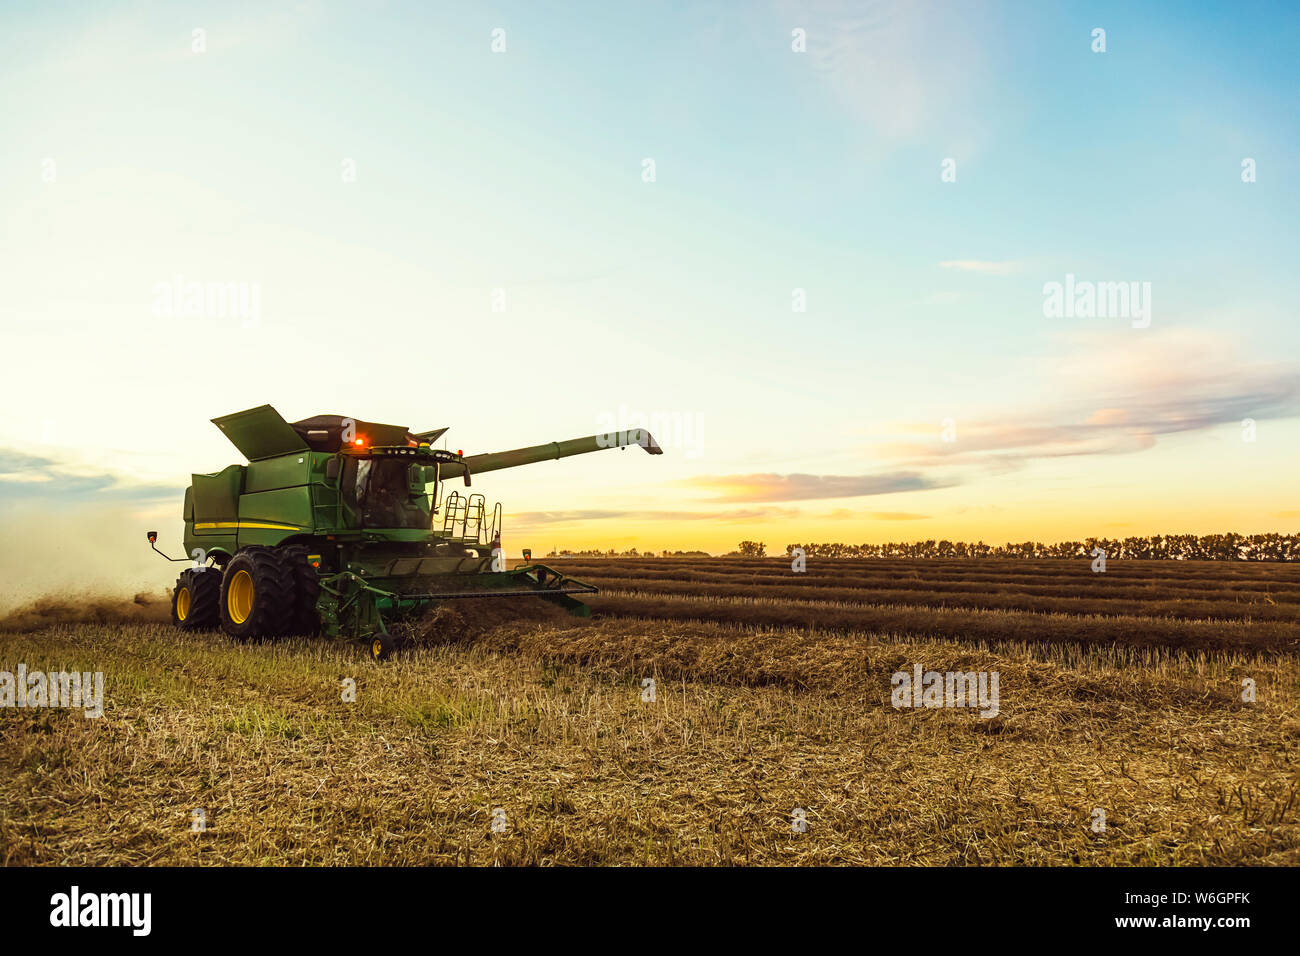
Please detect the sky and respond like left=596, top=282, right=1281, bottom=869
left=0, top=0, right=1297, bottom=599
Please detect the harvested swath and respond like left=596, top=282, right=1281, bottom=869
left=470, top=616, right=1281, bottom=696
left=576, top=576, right=1300, bottom=623
left=565, top=566, right=1300, bottom=603
left=551, top=557, right=1300, bottom=584
left=553, top=553, right=1300, bottom=577
left=472, top=617, right=867, bottom=692
left=585, top=590, right=1300, bottom=654
left=550, top=554, right=1300, bottom=573
left=401, top=596, right=572, bottom=646
left=846, top=563, right=1300, bottom=584
left=557, top=563, right=1300, bottom=594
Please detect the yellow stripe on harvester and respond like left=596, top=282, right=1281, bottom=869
left=193, top=521, right=303, bottom=531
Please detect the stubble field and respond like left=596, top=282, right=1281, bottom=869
left=2, top=557, right=1297, bottom=865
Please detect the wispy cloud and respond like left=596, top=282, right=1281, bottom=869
left=875, top=329, right=1300, bottom=473
left=679, top=471, right=954, bottom=503
left=0, top=449, right=181, bottom=503
left=510, top=507, right=800, bottom=525
left=782, top=0, right=992, bottom=144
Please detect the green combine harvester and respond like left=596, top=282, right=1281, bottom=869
left=148, top=405, right=660, bottom=659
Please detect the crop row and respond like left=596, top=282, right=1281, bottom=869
left=584, top=590, right=1299, bottom=654
left=547, top=557, right=1300, bottom=583
left=553, top=565, right=1300, bottom=602
left=575, top=576, right=1300, bottom=623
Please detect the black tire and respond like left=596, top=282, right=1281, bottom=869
left=172, top=567, right=221, bottom=630
left=219, top=548, right=295, bottom=640
left=279, top=544, right=323, bottom=636
left=369, top=633, right=396, bottom=662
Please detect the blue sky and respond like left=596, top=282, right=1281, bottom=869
left=0, top=0, right=1297, bottom=583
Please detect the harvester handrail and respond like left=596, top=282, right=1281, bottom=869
left=465, top=493, right=485, bottom=544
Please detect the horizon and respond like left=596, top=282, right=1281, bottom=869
left=544, top=530, right=1300, bottom=559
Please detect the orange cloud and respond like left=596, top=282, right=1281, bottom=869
left=1086, top=408, right=1130, bottom=425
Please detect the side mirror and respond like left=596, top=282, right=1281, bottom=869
left=325, top=458, right=340, bottom=480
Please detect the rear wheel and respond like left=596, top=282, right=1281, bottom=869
left=219, top=548, right=294, bottom=639
left=279, top=544, right=323, bottom=635
left=172, top=567, right=221, bottom=630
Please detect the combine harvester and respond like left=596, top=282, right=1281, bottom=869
left=148, top=406, right=660, bottom=659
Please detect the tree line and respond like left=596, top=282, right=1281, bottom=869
left=544, top=534, right=1300, bottom=561
left=783, top=533, right=1300, bottom=562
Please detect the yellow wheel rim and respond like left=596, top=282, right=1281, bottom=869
left=176, top=586, right=191, bottom=621
left=371, top=639, right=383, bottom=658
left=227, top=570, right=254, bottom=624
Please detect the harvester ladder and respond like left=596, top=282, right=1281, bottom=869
left=442, top=491, right=468, bottom=541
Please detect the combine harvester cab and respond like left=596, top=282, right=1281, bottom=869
left=149, top=405, right=661, bottom=659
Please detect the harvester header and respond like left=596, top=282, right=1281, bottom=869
left=151, top=405, right=662, bottom=659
